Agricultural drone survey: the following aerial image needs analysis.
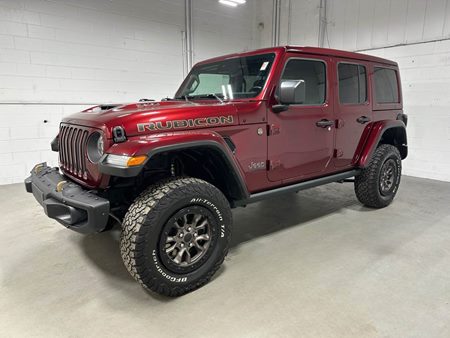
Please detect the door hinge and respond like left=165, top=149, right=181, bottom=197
left=334, top=149, right=343, bottom=158
left=268, top=159, right=281, bottom=170
left=268, top=124, right=280, bottom=136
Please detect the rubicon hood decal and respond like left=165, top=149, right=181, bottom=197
left=62, top=100, right=241, bottom=137
left=137, top=115, right=234, bottom=132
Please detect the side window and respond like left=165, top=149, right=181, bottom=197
left=374, top=67, right=399, bottom=103
left=338, top=63, right=367, bottom=104
left=281, top=59, right=326, bottom=104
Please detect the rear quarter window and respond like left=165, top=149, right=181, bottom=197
left=338, top=63, right=367, bottom=104
left=374, top=67, right=399, bottom=104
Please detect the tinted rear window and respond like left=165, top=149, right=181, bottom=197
left=338, top=63, right=367, bottom=104
left=374, top=67, right=399, bottom=104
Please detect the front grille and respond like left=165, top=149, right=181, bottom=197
left=59, top=124, right=89, bottom=179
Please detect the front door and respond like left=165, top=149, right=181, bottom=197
left=267, top=55, right=335, bottom=182
left=334, top=60, right=372, bottom=168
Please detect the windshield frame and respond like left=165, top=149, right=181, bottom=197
left=174, top=51, right=281, bottom=102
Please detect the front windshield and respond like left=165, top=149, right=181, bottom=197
left=175, top=53, right=275, bottom=100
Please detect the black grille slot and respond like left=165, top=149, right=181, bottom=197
left=59, top=125, right=89, bottom=178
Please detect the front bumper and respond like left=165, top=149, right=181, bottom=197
left=24, top=163, right=110, bottom=234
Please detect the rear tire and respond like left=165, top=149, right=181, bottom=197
left=120, top=177, right=232, bottom=297
left=355, top=144, right=402, bottom=208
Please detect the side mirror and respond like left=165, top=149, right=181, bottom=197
left=278, top=79, right=305, bottom=105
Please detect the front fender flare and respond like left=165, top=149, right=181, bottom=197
left=99, top=131, right=249, bottom=200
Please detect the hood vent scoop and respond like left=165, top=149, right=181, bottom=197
left=99, top=104, right=120, bottom=111
left=84, top=104, right=121, bottom=113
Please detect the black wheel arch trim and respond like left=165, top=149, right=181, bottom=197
left=99, top=140, right=249, bottom=202
left=361, top=120, right=407, bottom=168
left=146, top=141, right=249, bottom=202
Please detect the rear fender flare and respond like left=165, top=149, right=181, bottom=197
left=356, top=120, right=407, bottom=168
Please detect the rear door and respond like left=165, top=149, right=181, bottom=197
left=334, top=60, right=372, bottom=168
left=267, top=54, right=335, bottom=182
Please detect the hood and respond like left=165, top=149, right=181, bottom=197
left=62, top=100, right=239, bottom=138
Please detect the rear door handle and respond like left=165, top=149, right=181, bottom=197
left=357, top=116, right=370, bottom=124
left=316, top=119, right=334, bottom=128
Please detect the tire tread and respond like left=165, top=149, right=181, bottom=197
left=355, top=144, right=401, bottom=208
left=120, top=177, right=231, bottom=297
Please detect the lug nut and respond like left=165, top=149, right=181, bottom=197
left=181, top=243, right=184, bottom=247
left=179, top=233, right=183, bottom=237
left=188, top=227, right=192, bottom=231
left=189, top=243, right=193, bottom=247
left=194, top=233, right=197, bottom=237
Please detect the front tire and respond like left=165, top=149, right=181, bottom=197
left=120, top=177, right=232, bottom=297
left=355, top=144, right=402, bottom=208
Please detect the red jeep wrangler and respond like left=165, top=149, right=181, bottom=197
left=25, top=46, right=407, bottom=296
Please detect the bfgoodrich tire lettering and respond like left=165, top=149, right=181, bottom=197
left=354, top=144, right=402, bottom=208
left=120, top=177, right=232, bottom=297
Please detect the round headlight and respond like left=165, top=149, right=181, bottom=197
left=97, top=136, right=104, bottom=156
left=87, top=132, right=104, bottom=163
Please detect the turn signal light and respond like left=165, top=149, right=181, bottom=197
left=104, top=154, right=148, bottom=168
left=127, top=155, right=147, bottom=167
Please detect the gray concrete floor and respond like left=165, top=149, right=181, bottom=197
left=1, top=176, right=450, bottom=337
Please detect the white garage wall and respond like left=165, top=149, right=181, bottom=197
left=281, top=0, right=320, bottom=46
left=262, top=0, right=450, bottom=182
left=192, top=0, right=261, bottom=61
left=325, top=0, right=450, bottom=182
left=362, top=40, right=450, bottom=181
left=324, top=0, right=450, bottom=51
left=0, top=0, right=262, bottom=184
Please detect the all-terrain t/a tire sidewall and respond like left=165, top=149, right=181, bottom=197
left=377, top=149, right=402, bottom=204
left=120, top=178, right=232, bottom=296
left=143, top=193, right=229, bottom=287
left=355, top=144, right=402, bottom=208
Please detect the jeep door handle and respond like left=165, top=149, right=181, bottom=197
left=316, top=119, right=334, bottom=128
left=357, top=116, right=371, bottom=124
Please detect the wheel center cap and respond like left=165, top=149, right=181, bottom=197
left=184, top=233, right=193, bottom=243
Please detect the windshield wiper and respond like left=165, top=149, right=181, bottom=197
left=200, top=93, right=224, bottom=103
left=174, top=93, right=226, bottom=103
left=181, top=94, right=225, bottom=103
left=173, top=95, right=192, bottom=102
